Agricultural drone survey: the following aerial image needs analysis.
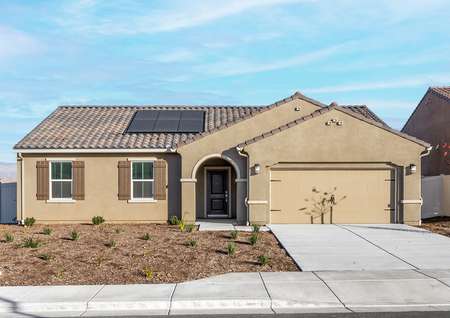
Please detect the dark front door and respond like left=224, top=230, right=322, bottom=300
left=206, top=170, right=229, bottom=218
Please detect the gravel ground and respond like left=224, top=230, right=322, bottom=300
left=420, top=216, right=450, bottom=237
left=0, top=223, right=298, bottom=286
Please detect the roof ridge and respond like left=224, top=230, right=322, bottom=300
left=58, top=104, right=264, bottom=109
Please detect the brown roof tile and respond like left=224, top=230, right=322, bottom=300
left=14, top=93, right=391, bottom=151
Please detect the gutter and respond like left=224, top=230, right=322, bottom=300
left=236, top=146, right=250, bottom=226
left=420, top=146, right=432, bottom=158
left=17, top=152, right=24, bottom=224
left=14, top=148, right=176, bottom=154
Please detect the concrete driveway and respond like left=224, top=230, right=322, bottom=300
left=269, top=224, right=450, bottom=271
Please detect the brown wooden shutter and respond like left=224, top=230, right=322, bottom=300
left=154, top=159, right=167, bottom=200
left=36, top=161, right=49, bottom=200
left=118, top=161, right=131, bottom=200
left=72, top=161, right=85, bottom=200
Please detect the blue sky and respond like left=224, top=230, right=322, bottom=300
left=0, top=0, right=449, bottom=163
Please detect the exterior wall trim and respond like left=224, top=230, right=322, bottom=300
left=15, top=148, right=174, bottom=154
left=180, top=178, right=197, bottom=183
left=191, top=153, right=242, bottom=179
left=247, top=200, right=268, bottom=205
left=401, top=199, right=423, bottom=205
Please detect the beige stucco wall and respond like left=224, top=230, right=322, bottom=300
left=178, top=97, right=321, bottom=223
left=242, top=109, right=427, bottom=225
left=18, top=153, right=179, bottom=223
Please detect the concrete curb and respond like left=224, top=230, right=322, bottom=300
left=1, top=270, right=450, bottom=317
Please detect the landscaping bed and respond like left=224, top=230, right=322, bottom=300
left=421, top=216, right=450, bottom=237
left=0, top=223, right=298, bottom=286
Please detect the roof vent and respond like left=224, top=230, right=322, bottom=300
left=329, top=102, right=338, bottom=107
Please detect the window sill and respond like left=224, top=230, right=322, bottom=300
left=46, top=199, right=76, bottom=204
left=127, top=199, right=157, bottom=203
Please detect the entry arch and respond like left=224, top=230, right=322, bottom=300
left=191, top=153, right=242, bottom=180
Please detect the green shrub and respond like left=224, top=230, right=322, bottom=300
left=178, top=220, right=185, bottom=232
left=230, top=230, right=238, bottom=240
left=115, top=228, right=122, bottom=234
left=24, top=217, right=36, bottom=227
left=169, top=215, right=180, bottom=225
left=142, top=267, right=153, bottom=280
left=4, top=233, right=14, bottom=243
left=141, top=233, right=151, bottom=241
left=105, top=239, right=116, bottom=248
left=186, top=239, right=197, bottom=247
left=92, top=216, right=105, bottom=225
left=251, top=224, right=260, bottom=233
left=38, top=253, right=53, bottom=261
left=22, top=237, right=41, bottom=248
left=227, top=242, right=236, bottom=256
left=258, top=255, right=270, bottom=266
left=70, top=230, right=80, bottom=241
left=249, top=233, right=258, bottom=246
left=42, top=227, right=53, bottom=235
left=185, top=224, right=195, bottom=233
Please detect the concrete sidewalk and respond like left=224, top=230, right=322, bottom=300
left=1, top=269, right=450, bottom=317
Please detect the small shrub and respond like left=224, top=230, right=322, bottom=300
left=4, top=233, right=14, bottom=243
left=230, top=230, right=238, bottom=240
left=249, top=233, right=258, bottom=246
left=178, top=220, right=185, bottom=232
left=92, top=216, right=105, bottom=225
left=105, top=239, right=116, bottom=248
left=70, top=230, right=80, bottom=241
left=141, top=233, right=151, bottom=241
left=186, top=239, right=197, bottom=247
left=227, top=242, right=236, bottom=256
left=42, top=227, right=52, bottom=235
left=22, top=237, right=41, bottom=248
left=115, top=228, right=122, bottom=234
left=258, top=255, right=270, bottom=266
left=24, top=217, right=36, bottom=227
left=38, top=253, right=53, bottom=261
left=185, top=224, right=195, bottom=233
left=169, top=215, right=180, bottom=225
left=251, top=224, right=260, bottom=233
left=142, top=267, right=153, bottom=280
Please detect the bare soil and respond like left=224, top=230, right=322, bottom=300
left=420, top=217, right=450, bottom=237
left=0, top=224, right=298, bottom=286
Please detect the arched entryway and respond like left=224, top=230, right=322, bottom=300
left=192, top=154, right=247, bottom=223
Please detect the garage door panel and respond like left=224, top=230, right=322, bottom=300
left=270, top=169, right=394, bottom=224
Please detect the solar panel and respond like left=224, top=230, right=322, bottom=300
left=126, top=110, right=205, bottom=133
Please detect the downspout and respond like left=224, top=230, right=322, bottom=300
left=18, top=152, right=24, bottom=224
left=236, top=146, right=250, bottom=226
left=417, top=146, right=432, bottom=226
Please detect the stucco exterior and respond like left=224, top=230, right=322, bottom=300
left=240, top=108, right=427, bottom=225
left=15, top=93, right=429, bottom=225
left=402, top=88, right=450, bottom=176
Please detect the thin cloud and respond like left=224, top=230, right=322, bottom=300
left=198, top=42, right=349, bottom=77
left=303, top=75, right=450, bottom=94
left=57, top=0, right=309, bottom=35
left=0, top=26, right=42, bottom=60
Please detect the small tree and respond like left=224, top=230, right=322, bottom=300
left=299, top=187, right=346, bottom=224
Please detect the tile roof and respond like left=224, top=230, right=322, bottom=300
left=14, top=93, right=390, bottom=151
left=238, top=106, right=430, bottom=149
left=430, top=86, right=450, bottom=101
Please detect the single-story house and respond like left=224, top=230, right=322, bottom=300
left=14, top=92, right=430, bottom=225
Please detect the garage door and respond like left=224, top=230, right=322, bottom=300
left=270, top=169, right=394, bottom=224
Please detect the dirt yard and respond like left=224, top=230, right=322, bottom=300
left=421, top=217, right=450, bottom=237
left=0, top=224, right=298, bottom=286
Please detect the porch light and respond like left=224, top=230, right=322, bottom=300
left=254, top=164, right=261, bottom=174
left=409, top=164, right=417, bottom=174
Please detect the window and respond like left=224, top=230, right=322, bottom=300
left=50, top=161, right=72, bottom=200
left=131, top=161, right=154, bottom=200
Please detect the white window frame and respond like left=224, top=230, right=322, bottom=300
left=48, top=160, right=75, bottom=202
left=130, top=160, right=156, bottom=202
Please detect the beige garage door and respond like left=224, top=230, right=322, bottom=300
left=270, top=169, right=394, bottom=224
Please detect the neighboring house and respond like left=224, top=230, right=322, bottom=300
left=14, top=92, right=429, bottom=225
left=402, top=86, right=450, bottom=218
left=402, top=87, right=450, bottom=176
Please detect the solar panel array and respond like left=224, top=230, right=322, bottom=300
left=126, top=110, right=205, bottom=133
